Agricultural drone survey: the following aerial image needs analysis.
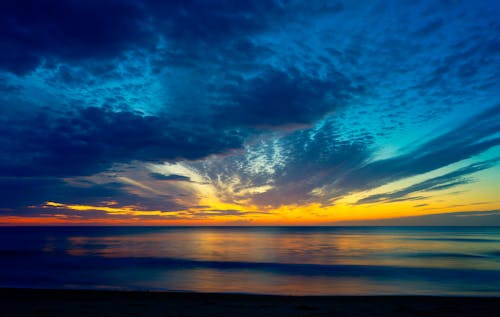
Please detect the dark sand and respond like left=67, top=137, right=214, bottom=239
left=0, top=288, right=497, bottom=317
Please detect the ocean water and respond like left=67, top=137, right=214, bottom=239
left=1, top=226, right=499, bottom=295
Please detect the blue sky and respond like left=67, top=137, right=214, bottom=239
left=0, top=0, right=499, bottom=224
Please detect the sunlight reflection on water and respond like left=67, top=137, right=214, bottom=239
left=1, top=227, right=499, bottom=295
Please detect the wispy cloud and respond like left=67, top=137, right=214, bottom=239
left=356, top=159, right=499, bottom=204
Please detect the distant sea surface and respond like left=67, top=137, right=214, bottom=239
left=1, top=226, right=499, bottom=295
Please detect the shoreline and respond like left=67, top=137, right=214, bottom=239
left=1, top=288, right=498, bottom=316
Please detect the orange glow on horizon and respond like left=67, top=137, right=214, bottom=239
left=0, top=198, right=498, bottom=226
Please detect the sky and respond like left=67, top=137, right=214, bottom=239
left=0, top=0, right=499, bottom=225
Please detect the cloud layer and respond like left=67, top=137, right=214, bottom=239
left=0, top=0, right=499, bottom=223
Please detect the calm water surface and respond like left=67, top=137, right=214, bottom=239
left=1, top=227, right=499, bottom=295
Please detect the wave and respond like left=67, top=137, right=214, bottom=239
left=404, top=237, right=500, bottom=243
left=403, top=252, right=494, bottom=259
left=1, top=253, right=499, bottom=282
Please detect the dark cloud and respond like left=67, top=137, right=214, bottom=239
left=0, top=178, right=124, bottom=208
left=0, top=0, right=349, bottom=73
left=356, top=159, right=499, bottom=204
left=0, top=0, right=153, bottom=74
left=0, top=0, right=302, bottom=75
left=149, top=173, right=191, bottom=182
left=148, top=1, right=284, bottom=46
left=214, top=67, right=356, bottom=128
left=0, top=176, right=190, bottom=212
left=0, top=106, right=245, bottom=178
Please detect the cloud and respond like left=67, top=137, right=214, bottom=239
left=334, top=104, right=500, bottom=197
left=194, top=104, right=500, bottom=207
left=148, top=1, right=285, bottom=46
left=331, top=210, right=500, bottom=226
left=194, top=119, right=372, bottom=207
left=149, top=173, right=191, bottom=182
left=0, top=0, right=153, bottom=74
left=186, top=209, right=269, bottom=219
left=0, top=0, right=324, bottom=75
left=0, top=0, right=362, bottom=183
left=0, top=0, right=499, bottom=217
left=0, top=174, right=196, bottom=212
left=214, top=67, right=356, bottom=128
left=0, top=106, right=246, bottom=178
left=0, top=177, right=124, bottom=209
left=356, top=159, right=499, bottom=204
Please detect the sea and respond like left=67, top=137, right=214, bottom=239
left=1, top=226, right=499, bottom=296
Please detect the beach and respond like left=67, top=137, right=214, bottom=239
left=1, top=288, right=498, bottom=317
